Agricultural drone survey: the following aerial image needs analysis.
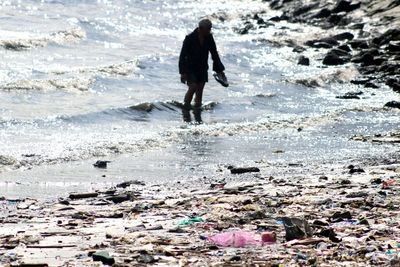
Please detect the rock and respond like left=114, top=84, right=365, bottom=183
left=280, top=217, right=313, bottom=241
left=350, top=78, right=371, bottom=85
left=328, top=14, right=345, bottom=25
left=352, top=52, right=375, bottom=66
left=293, top=3, right=319, bottom=17
left=230, top=167, right=260, bottom=174
left=332, top=0, right=361, bottom=13
left=107, top=194, right=132, bottom=204
left=92, top=251, right=115, bottom=265
left=298, top=55, right=310, bottom=65
left=349, top=39, right=369, bottom=49
left=385, top=101, right=400, bottom=109
left=116, top=180, right=145, bottom=188
left=323, top=48, right=351, bottom=65
left=306, top=38, right=339, bottom=48
left=387, top=43, right=400, bottom=52
left=69, top=192, right=98, bottom=200
left=93, top=160, right=111, bottom=169
left=364, top=82, right=379, bottom=88
left=338, top=44, right=351, bottom=52
left=293, top=45, right=306, bottom=53
left=235, top=23, right=254, bottom=35
left=372, top=29, right=400, bottom=46
left=340, top=179, right=352, bottom=185
left=333, top=32, right=354, bottom=41
left=336, top=95, right=359, bottom=100
left=313, top=8, right=331, bottom=19
left=349, top=167, right=365, bottom=174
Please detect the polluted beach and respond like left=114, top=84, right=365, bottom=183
left=0, top=0, right=400, bottom=266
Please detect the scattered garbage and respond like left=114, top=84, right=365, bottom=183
left=92, top=251, right=115, bottom=265
left=279, top=217, right=313, bottom=241
left=208, top=231, right=261, bottom=247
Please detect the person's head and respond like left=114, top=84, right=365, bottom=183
left=198, top=19, right=212, bottom=36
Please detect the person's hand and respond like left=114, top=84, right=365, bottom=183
left=180, top=73, right=187, bottom=84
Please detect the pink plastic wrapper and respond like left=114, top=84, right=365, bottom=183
left=208, top=231, right=261, bottom=247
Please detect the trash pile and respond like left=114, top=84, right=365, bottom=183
left=0, top=162, right=400, bottom=266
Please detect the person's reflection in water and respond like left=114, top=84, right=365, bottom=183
left=182, top=108, right=202, bottom=124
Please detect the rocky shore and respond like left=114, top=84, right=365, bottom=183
left=234, top=0, right=400, bottom=107
left=1, top=161, right=400, bottom=266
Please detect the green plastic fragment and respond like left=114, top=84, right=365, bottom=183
left=178, top=216, right=205, bottom=226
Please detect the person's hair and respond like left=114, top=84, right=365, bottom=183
left=199, top=19, right=212, bottom=29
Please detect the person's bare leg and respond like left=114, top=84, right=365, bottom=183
left=184, top=83, right=198, bottom=108
left=194, top=82, right=205, bottom=108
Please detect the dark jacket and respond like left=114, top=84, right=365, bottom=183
left=179, top=28, right=225, bottom=75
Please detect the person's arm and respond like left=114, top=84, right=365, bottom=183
left=209, top=34, right=225, bottom=74
left=179, top=36, right=189, bottom=82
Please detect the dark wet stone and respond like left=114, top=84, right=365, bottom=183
left=280, top=217, right=313, bottom=241
left=93, top=160, right=110, bottom=169
left=92, top=251, right=115, bottom=265
left=69, top=192, right=98, bottom=200
left=58, top=198, right=70, bottom=205
left=293, top=3, right=319, bottom=17
left=313, top=8, right=331, bottom=18
left=298, top=55, right=310, bottom=65
left=387, top=43, right=400, bottom=52
left=340, top=179, right=352, bottom=185
left=269, top=16, right=282, bottom=22
left=116, top=180, right=145, bottom=188
left=338, top=44, right=351, bottom=52
left=364, top=82, right=379, bottom=88
left=333, top=32, right=354, bottom=41
left=107, top=194, right=132, bottom=204
left=330, top=211, right=352, bottom=222
left=235, top=23, right=255, bottom=35
left=350, top=78, right=371, bottom=85
left=372, top=28, right=400, bottom=46
left=292, top=46, right=306, bottom=53
left=385, top=101, right=400, bottom=109
left=328, top=14, right=345, bottom=25
left=230, top=167, right=260, bottom=174
left=323, top=48, right=351, bottom=65
left=349, top=167, right=365, bottom=174
left=306, top=38, right=339, bottom=48
left=229, top=255, right=241, bottom=261
left=352, top=52, right=375, bottom=66
left=332, top=0, right=361, bottom=13
left=349, top=39, right=369, bottom=49
left=336, top=91, right=363, bottom=100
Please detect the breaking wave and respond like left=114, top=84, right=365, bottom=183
left=0, top=77, right=94, bottom=92
left=0, top=105, right=388, bottom=173
left=0, top=28, right=86, bottom=51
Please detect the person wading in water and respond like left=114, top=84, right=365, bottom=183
left=179, top=19, right=226, bottom=110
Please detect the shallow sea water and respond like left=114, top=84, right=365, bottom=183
left=0, top=0, right=399, bottom=199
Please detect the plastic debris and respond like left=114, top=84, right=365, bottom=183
left=178, top=216, right=205, bottom=226
left=208, top=231, right=261, bottom=247
left=280, top=217, right=313, bottom=241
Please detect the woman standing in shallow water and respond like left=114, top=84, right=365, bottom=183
left=179, top=19, right=226, bottom=110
